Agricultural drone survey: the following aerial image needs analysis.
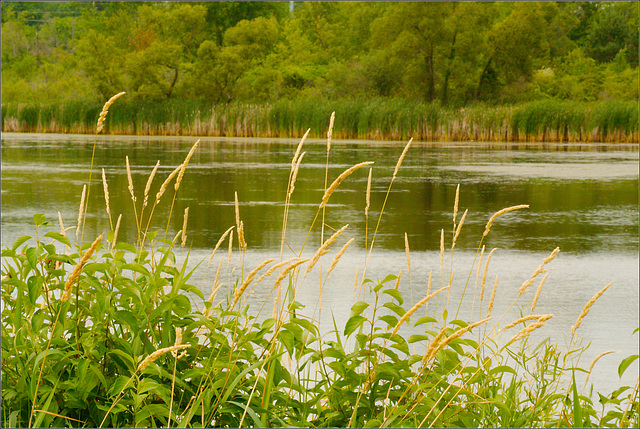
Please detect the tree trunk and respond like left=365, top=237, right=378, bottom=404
left=441, top=31, right=457, bottom=106
left=475, top=53, right=494, bottom=101
left=425, top=43, right=435, bottom=102
left=166, top=68, right=179, bottom=98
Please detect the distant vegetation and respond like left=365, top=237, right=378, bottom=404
left=1, top=1, right=638, bottom=140
left=2, top=98, right=638, bottom=143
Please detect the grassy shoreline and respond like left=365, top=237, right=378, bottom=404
left=2, top=99, right=638, bottom=143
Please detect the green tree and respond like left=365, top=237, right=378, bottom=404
left=475, top=2, right=557, bottom=102
left=587, top=2, right=639, bottom=65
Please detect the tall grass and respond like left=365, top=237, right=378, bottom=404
left=1, top=100, right=638, bottom=427
left=2, top=98, right=638, bottom=143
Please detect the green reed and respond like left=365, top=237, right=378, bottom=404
left=3, top=99, right=638, bottom=143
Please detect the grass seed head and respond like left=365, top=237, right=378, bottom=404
left=483, top=205, right=529, bottom=238
left=320, top=162, right=374, bottom=208
left=571, top=281, right=614, bottom=337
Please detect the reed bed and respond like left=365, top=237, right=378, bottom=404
left=2, top=98, right=638, bottom=143
left=1, top=99, right=638, bottom=428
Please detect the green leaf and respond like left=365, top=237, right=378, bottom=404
left=12, top=235, right=32, bottom=251
left=122, top=263, right=151, bottom=278
left=114, top=310, right=138, bottom=334
left=450, top=319, right=469, bottom=328
left=25, top=246, right=41, bottom=270
left=382, top=302, right=405, bottom=317
left=572, top=373, right=583, bottom=427
left=414, top=316, right=438, bottom=326
left=291, top=317, right=319, bottom=337
left=382, top=288, right=403, bottom=304
left=113, top=242, right=138, bottom=253
left=378, top=315, right=398, bottom=328
left=279, top=330, right=295, bottom=355
left=136, top=404, right=169, bottom=426
left=376, top=362, right=401, bottom=379
left=108, top=375, right=134, bottom=397
left=489, top=365, right=517, bottom=376
left=27, top=276, right=42, bottom=306
left=228, top=400, right=263, bottom=427
left=32, top=309, right=45, bottom=332
left=344, top=315, right=367, bottom=337
left=179, top=282, right=204, bottom=301
left=364, top=418, right=382, bottom=428
left=33, top=213, right=47, bottom=226
left=43, top=231, right=71, bottom=247
left=107, top=350, right=135, bottom=373
left=350, top=301, right=370, bottom=318
left=83, top=262, right=111, bottom=275
left=618, top=354, right=639, bottom=377
left=380, top=274, right=397, bottom=284
left=408, top=334, right=430, bottom=343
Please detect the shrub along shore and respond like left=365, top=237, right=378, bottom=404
left=2, top=98, right=638, bottom=143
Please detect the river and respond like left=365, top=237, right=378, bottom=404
left=1, top=132, right=638, bottom=396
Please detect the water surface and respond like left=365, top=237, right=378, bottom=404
left=1, top=132, right=638, bottom=395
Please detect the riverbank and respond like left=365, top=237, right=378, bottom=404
left=2, top=99, right=638, bottom=143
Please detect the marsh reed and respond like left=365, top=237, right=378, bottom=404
left=3, top=98, right=638, bottom=143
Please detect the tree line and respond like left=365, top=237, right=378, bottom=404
left=1, top=1, right=638, bottom=108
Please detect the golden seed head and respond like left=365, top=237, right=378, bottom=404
left=181, top=207, right=189, bottom=248
left=231, top=258, right=276, bottom=308
left=392, top=138, right=412, bottom=180
left=424, top=324, right=448, bottom=363
left=112, top=214, right=122, bottom=251
left=365, top=168, right=372, bottom=217
left=452, top=208, right=467, bottom=249
left=143, top=161, right=160, bottom=208
left=327, top=238, right=355, bottom=277
left=138, top=345, right=188, bottom=372
left=486, top=274, right=499, bottom=318
left=62, top=234, right=103, bottom=302
left=155, top=164, right=182, bottom=204
left=175, top=140, right=199, bottom=191
left=404, top=233, right=411, bottom=272
left=393, top=270, right=402, bottom=291
left=531, top=272, right=549, bottom=312
left=126, top=156, right=135, bottom=202
left=101, top=168, right=111, bottom=219
left=76, top=184, right=86, bottom=242
left=289, top=152, right=306, bottom=197
left=571, top=281, right=614, bottom=336
left=291, top=129, right=310, bottom=171
left=483, top=205, right=529, bottom=238
left=391, top=285, right=449, bottom=336
left=426, top=317, right=491, bottom=362
left=453, top=184, right=460, bottom=227
left=327, top=111, right=335, bottom=152
left=207, top=225, right=235, bottom=264
left=306, top=225, right=349, bottom=275
left=96, top=92, right=125, bottom=133
left=320, top=162, right=374, bottom=208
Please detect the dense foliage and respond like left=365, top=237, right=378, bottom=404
left=2, top=1, right=638, bottom=107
